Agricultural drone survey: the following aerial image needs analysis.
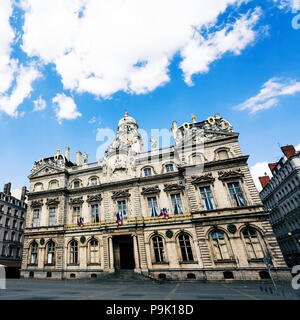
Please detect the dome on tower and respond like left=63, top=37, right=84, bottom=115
left=118, top=114, right=138, bottom=128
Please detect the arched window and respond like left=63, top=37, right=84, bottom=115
left=152, top=236, right=165, bottom=263
left=47, top=241, right=55, bottom=264
left=218, top=150, right=229, bottom=160
left=30, top=242, right=38, bottom=264
left=69, top=240, right=78, bottom=264
left=191, top=154, right=202, bottom=165
left=178, top=233, right=194, bottom=262
left=73, top=180, right=81, bottom=188
left=34, top=183, right=43, bottom=192
left=242, top=228, right=264, bottom=259
left=211, top=231, right=230, bottom=260
left=49, top=180, right=58, bottom=190
left=89, top=239, right=99, bottom=264
left=90, top=177, right=98, bottom=186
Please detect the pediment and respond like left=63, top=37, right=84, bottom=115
left=191, top=174, right=215, bottom=185
left=86, top=194, right=103, bottom=203
left=30, top=200, right=44, bottom=208
left=111, top=190, right=131, bottom=199
left=163, top=183, right=185, bottom=192
left=29, top=164, right=64, bottom=178
left=46, top=197, right=60, bottom=206
left=141, top=186, right=160, bottom=195
left=218, top=169, right=244, bottom=181
left=69, top=197, right=84, bottom=205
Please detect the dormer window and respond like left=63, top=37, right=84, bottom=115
left=73, top=181, right=80, bottom=188
left=165, top=164, right=174, bottom=173
left=218, top=150, right=229, bottom=160
left=49, top=180, right=58, bottom=190
left=90, top=177, right=98, bottom=186
left=144, top=168, right=152, bottom=177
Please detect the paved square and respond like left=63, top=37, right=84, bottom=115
left=0, top=279, right=300, bottom=300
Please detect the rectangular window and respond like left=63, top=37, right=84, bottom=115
left=144, top=168, right=152, bottom=176
left=0, top=216, right=2, bottom=225
left=1, top=245, right=6, bottom=256
left=227, top=182, right=246, bottom=207
left=91, top=204, right=99, bottom=223
left=16, top=248, right=21, bottom=258
left=117, top=200, right=127, bottom=219
left=166, top=164, right=174, bottom=172
left=7, top=207, right=11, bottom=214
left=5, top=218, right=10, bottom=227
left=171, top=193, right=184, bottom=214
left=200, top=186, right=215, bottom=210
left=14, top=210, right=18, bottom=217
left=33, top=209, right=39, bottom=227
left=19, top=222, right=23, bottom=230
left=49, top=208, right=56, bottom=226
left=73, top=206, right=80, bottom=223
left=12, top=220, right=17, bottom=229
left=147, top=197, right=158, bottom=217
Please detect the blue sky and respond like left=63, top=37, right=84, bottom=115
left=0, top=0, right=300, bottom=192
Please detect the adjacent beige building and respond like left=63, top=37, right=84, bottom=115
left=21, top=114, right=290, bottom=281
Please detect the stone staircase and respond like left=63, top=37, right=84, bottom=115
left=95, top=269, right=154, bottom=282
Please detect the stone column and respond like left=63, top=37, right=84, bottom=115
left=108, top=236, right=114, bottom=272
left=132, top=234, right=141, bottom=271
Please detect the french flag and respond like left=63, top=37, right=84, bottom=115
left=77, top=217, right=84, bottom=227
left=116, top=213, right=123, bottom=226
left=159, top=208, right=169, bottom=220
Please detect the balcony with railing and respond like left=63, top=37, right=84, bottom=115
left=64, top=212, right=192, bottom=231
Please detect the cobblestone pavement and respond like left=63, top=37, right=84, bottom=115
left=0, top=279, right=300, bottom=300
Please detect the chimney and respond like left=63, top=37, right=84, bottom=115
left=65, top=146, right=70, bottom=161
left=76, top=151, right=82, bottom=166
left=6, top=182, right=11, bottom=195
left=268, top=163, right=277, bottom=172
left=21, top=186, right=27, bottom=201
left=3, top=183, right=7, bottom=194
left=259, top=176, right=270, bottom=189
left=281, top=145, right=296, bottom=159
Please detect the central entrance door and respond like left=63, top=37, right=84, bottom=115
left=113, top=235, right=135, bottom=269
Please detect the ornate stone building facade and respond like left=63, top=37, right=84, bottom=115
left=21, top=114, right=290, bottom=281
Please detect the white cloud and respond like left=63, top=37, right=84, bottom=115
left=235, top=77, right=300, bottom=113
left=250, top=161, right=272, bottom=192
left=88, top=116, right=96, bottom=124
left=0, top=0, right=15, bottom=94
left=181, top=8, right=262, bottom=85
left=273, top=0, right=300, bottom=10
left=52, top=93, right=82, bottom=124
left=33, top=96, right=46, bottom=111
left=19, top=0, right=261, bottom=98
left=0, top=63, right=42, bottom=117
left=295, top=143, right=300, bottom=151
